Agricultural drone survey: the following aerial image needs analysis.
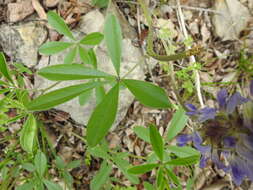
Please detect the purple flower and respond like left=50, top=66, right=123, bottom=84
left=185, top=104, right=216, bottom=122
left=217, top=89, right=249, bottom=114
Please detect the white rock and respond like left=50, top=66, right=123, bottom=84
left=212, top=0, right=251, bottom=40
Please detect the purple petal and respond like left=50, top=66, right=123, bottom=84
left=226, top=92, right=249, bottom=114
left=185, top=103, right=197, bottom=112
left=193, top=132, right=211, bottom=154
left=211, top=150, right=229, bottom=172
left=223, top=136, right=237, bottom=148
left=198, top=107, right=216, bottom=122
left=177, top=134, right=193, bottom=146
left=230, top=157, right=246, bottom=186
left=217, top=88, right=228, bottom=110
left=192, top=132, right=202, bottom=144
left=250, top=80, right=253, bottom=97
left=245, top=161, right=253, bottom=181
left=236, top=142, right=253, bottom=162
left=194, top=143, right=211, bottom=155
left=199, top=155, right=209, bottom=168
left=241, top=134, right=253, bottom=152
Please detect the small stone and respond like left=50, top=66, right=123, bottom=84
left=44, top=0, right=59, bottom=7
left=7, top=0, right=34, bottom=22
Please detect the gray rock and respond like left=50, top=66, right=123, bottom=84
left=212, top=0, right=251, bottom=40
left=0, top=22, right=47, bottom=67
left=35, top=10, right=144, bottom=127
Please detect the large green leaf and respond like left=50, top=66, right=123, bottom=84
left=0, top=52, right=13, bottom=83
left=168, top=145, right=200, bottom=158
left=80, top=32, right=104, bottom=45
left=87, top=83, right=119, bottom=147
left=47, top=11, right=74, bottom=40
left=38, top=64, right=115, bottom=81
left=90, top=161, right=112, bottom=190
left=127, top=163, right=158, bottom=174
left=149, top=124, right=164, bottom=161
left=20, top=114, right=37, bottom=153
left=123, top=79, right=171, bottom=108
left=38, top=41, right=73, bottom=55
left=27, top=82, right=98, bottom=111
left=167, top=107, right=188, bottom=140
left=104, top=14, right=122, bottom=75
left=34, top=151, right=47, bottom=177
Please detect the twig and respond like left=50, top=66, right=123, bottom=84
left=176, top=0, right=204, bottom=108
left=169, top=5, right=223, bottom=15
left=136, top=3, right=155, bottom=82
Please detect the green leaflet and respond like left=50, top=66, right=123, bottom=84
left=38, top=64, right=115, bottom=81
left=168, top=145, right=200, bottom=158
left=34, top=151, right=47, bottom=177
left=165, top=155, right=200, bottom=166
left=27, top=82, right=99, bottom=111
left=167, top=107, right=188, bottom=140
left=123, top=79, right=171, bottom=108
left=87, top=83, right=119, bottom=147
left=149, top=124, right=164, bottom=161
left=133, top=126, right=150, bottom=143
left=64, top=47, right=77, bottom=64
left=104, top=14, right=122, bottom=76
left=0, top=52, right=13, bottom=83
left=47, top=11, right=74, bottom=40
left=90, top=161, right=112, bottom=190
left=43, top=180, right=62, bottom=190
left=80, top=32, right=104, bottom=45
left=38, top=41, right=73, bottom=55
left=20, top=114, right=37, bottom=153
left=127, top=163, right=158, bottom=174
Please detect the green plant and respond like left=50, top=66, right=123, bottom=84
left=0, top=9, right=202, bottom=189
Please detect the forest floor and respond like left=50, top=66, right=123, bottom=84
left=0, top=0, right=253, bottom=189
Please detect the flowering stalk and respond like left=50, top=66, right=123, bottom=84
left=177, top=81, right=253, bottom=186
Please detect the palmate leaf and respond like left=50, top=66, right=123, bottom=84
left=104, top=14, right=122, bottom=76
left=38, top=41, right=73, bottom=55
left=38, top=64, right=115, bottom=81
left=87, top=83, right=119, bottom=147
left=123, top=79, right=171, bottom=108
left=47, top=11, right=74, bottom=40
left=27, top=82, right=99, bottom=111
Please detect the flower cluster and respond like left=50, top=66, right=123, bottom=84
left=178, top=81, right=253, bottom=186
